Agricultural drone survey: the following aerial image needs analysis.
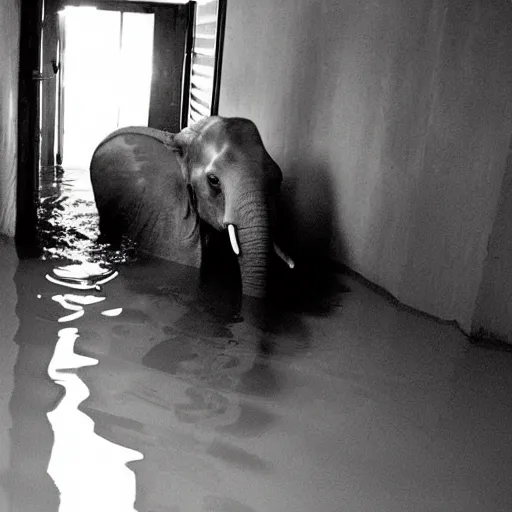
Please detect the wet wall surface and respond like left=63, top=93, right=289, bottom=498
left=0, top=167, right=512, bottom=511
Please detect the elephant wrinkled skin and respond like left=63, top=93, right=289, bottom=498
left=90, top=116, right=292, bottom=300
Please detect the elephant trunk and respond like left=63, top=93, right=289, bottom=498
left=238, top=224, right=270, bottom=298
left=228, top=190, right=270, bottom=299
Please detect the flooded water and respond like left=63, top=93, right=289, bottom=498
left=1, top=167, right=512, bottom=511
left=2, top=165, right=345, bottom=512
left=37, top=166, right=136, bottom=265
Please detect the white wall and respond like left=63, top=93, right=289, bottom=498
left=0, top=0, right=21, bottom=237
left=219, top=0, right=512, bottom=331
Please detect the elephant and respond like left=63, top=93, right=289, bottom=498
left=89, top=116, right=294, bottom=305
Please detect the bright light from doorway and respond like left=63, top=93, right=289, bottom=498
left=61, top=7, right=154, bottom=169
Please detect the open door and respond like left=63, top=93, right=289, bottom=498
left=40, top=0, right=192, bottom=170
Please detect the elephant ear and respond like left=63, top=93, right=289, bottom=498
left=170, top=118, right=211, bottom=181
left=91, top=131, right=202, bottom=268
left=171, top=126, right=197, bottom=155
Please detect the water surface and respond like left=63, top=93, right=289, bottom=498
left=4, top=166, right=319, bottom=512
left=2, top=166, right=511, bottom=512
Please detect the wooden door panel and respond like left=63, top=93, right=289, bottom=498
left=149, top=4, right=189, bottom=132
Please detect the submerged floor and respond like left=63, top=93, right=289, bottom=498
left=0, top=168, right=511, bottom=512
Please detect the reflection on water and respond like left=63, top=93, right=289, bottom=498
left=4, top=165, right=337, bottom=511
left=47, top=327, right=142, bottom=512
left=44, top=265, right=141, bottom=512
left=8, top=253, right=151, bottom=512
left=3, top=163, right=511, bottom=510
left=0, top=237, right=20, bottom=512
left=48, top=264, right=118, bottom=289
left=36, top=163, right=160, bottom=510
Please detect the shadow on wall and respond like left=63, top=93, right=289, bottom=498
left=272, top=2, right=348, bottom=298
left=279, top=158, right=335, bottom=266
left=278, top=157, right=338, bottom=282
left=273, top=157, right=349, bottom=317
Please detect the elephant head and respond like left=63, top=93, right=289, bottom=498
left=172, top=116, right=295, bottom=298
left=90, top=116, right=293, bottom=301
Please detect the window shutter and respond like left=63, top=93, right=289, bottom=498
left=187, top=0, right=225, bottom=125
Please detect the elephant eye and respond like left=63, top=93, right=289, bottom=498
left=207, top=173, right=220, bottom=188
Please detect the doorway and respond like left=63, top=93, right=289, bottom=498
left=16, top=0, right=226, bottom=256
left=41, top=1, right=192, bottom=171
left=59, top=6, right=155, bottom=169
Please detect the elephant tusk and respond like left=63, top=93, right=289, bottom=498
left=228, top=224, right=240, bottom=255
left=274, top=243, right=295, bottom=269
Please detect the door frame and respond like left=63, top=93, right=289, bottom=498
left=211, top=0, right=226, bottom=116
left=16, top=0, right=44, bottom=255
